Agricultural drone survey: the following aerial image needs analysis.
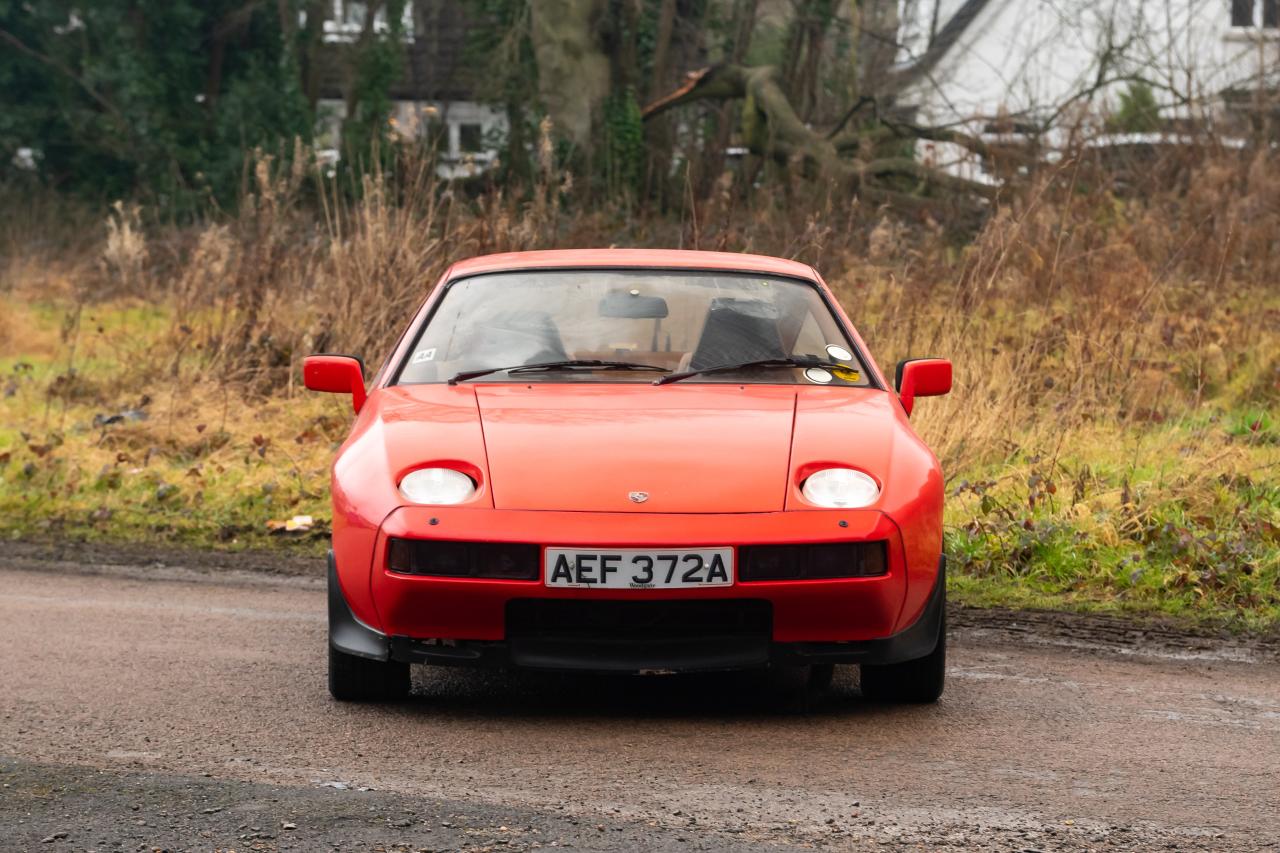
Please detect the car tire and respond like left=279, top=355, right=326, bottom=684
left=328, top=646, right=410, bottom=702
left=859, top=614, right=946, bottom=704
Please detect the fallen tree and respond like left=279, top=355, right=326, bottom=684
left=641, top=62, right=1005, bottom=217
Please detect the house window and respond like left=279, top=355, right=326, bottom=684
left=1232, top=0, right=1279, bottom=27
left=458, top=123, right=484, bottom=154
left=320, top=0, right=415, bottom=42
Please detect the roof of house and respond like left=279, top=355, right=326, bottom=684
left=892, top=0, right=997, bottom=93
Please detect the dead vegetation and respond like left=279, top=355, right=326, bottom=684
left=0, top=140, right=1276, bottom=625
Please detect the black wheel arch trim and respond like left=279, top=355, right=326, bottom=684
left=328, top=551, right=391, bottom=661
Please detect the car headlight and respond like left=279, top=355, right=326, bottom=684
left=399, top=468, right=476, bottom=505
left=801, top=468, right=880, bottom=508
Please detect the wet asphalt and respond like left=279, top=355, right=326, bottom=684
left=1, top=557, right=1278, bottom=851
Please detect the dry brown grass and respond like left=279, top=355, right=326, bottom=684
left=4, top=143, right=1277, bottom=459
left=0, top=141, right=1276, bottom=624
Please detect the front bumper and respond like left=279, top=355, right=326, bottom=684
left=363, top=507, right=915, bottom=640
left=330, top=553, right=945, bottom=672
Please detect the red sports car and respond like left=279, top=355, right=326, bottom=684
left=305, top=249, right=952, bottom=704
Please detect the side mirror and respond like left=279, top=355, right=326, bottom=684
left=303, top=354, right=366, bottom=414
left=895, top=358, right=952, bottom=417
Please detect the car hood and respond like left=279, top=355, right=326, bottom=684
left=375, top=384, right=899, bottom=513
left=476, top=384, right=804, bottom=513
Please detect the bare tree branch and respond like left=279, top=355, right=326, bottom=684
left=643, top=63, right=998, bottom=215
left=0, top=26, right=130, bottom=129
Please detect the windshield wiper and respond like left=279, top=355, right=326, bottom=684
left=653, top=356, right=846, bottom=386
left=448, top=359, right=669, bottom=385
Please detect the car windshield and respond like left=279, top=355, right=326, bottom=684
left=395, top=269, right=869, bottom=386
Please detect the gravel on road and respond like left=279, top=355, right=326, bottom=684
left=1, top=555, right=1277, bottom=851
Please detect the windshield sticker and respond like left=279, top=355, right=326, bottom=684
left=804, top=367, right=833, bottom=384
left=411, top=348, right=437, bottom=364
left=831, top=367, right=860, bottom=382
left=825, top=344, right=853, bottom=361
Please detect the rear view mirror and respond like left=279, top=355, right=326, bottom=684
left=598, top=289, right=669, bottom=319
left=304, top=354, right=366, bottom=414
left=895, top=358, right=952, bottom=417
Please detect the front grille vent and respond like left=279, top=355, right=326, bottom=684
left=507, top=598, right=771, bottom=639
left=387, top=538, right=539, bottom=580
left=738, top=541, right=887, bottom=580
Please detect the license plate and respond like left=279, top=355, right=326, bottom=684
left=544, top=548, right=734, bottom=589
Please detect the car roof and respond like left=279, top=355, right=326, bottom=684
left=445, top=249, right=818, bottom=281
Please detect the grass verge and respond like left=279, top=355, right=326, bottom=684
left=2, top=148, right=1278, bottom=631
left=2, top=295, right=1276, bottom=631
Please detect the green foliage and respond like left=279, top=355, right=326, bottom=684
left=634, top=0, right=661, bottom=77
left=741, top=88, right=765, bottom=151
left=946, top=440, right=1280, bottom=628
left=1107, top=81, right=1162, bottom=134
left=602, top=88, right=645, bottom=196
left=461, top=0, right=541, bottom=181
left=341, top=0, right=408, bottom=164
left=0, top=0, right=313, bottom=210
left=1226, top=409, right=1277, bottom=443
left=744, top=18, right=789, bottom=67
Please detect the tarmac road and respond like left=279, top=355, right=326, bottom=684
left=1, top=554, right=1278, bottom=851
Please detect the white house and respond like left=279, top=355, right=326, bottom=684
left=315, top=98, right=507, bottom=179
left=314, top=1, right=507, bottom=178
left=898, top=0, right=1279, bottom=132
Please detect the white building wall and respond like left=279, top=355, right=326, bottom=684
left=905, top=0, right=1280, bottom=129
left=316, top=98, right=508, bottom=179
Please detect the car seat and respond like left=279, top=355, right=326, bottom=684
left=683, top=298, right=787, bottom=372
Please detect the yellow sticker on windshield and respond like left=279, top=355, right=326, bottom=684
left=831, top=367, right=860, bottom=382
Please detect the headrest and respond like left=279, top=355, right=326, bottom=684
left=689, top=298, right=786, bottom=371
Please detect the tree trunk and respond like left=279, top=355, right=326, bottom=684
left=345, top=0, right=386, bottom=126
left=644, top=0, right=678, bottom=204
left=782, top=0, right=834, bottom=121
left=528, top=0, right=611, bottom=153
left=298, top=0, right=326, bottom=109
left=697, top=0, right=757, bottom=199
left=857, top=0, right=900, bottom=98
left=505, top=100, right=532, bottom=185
